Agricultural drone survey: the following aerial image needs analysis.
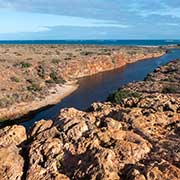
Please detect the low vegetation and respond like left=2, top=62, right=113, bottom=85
left=52, top=58, right=60, bottom=64
left=27, top=83, right=42, bottom=92
left=80, top=51, right=94, bottom=56
left=10, top=76, right=20, bottom=83
left=16, top=62, right=32, bottom=68
left=162, top=86, right=178, bottom=94
left=50, top=71, right=65, bottom=84
left=107, top=89, right=141, bottom=103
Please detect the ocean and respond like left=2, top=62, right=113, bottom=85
left=0, top=40, right=180, bottom=46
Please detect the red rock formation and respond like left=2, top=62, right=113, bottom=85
left=59, top=51, right=164, bottom=80
left=0, top=125, right=27, bottom=180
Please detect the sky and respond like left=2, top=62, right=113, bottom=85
left=0, top=0, right=179, bottom=40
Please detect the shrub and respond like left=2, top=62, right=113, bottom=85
left=112, top=58, right=116, bottom=64
left=10, top=76, right=20, bottom=83
left=37, top=65, right=46, bottom=78
left=52, top=59, right=60, bottom=64
left=50, top=71, right=65, bottom=84
left=55, top=50, right=60, bottom=55
left=45, top=79, right=54, bottom=84
left=50, top=45, right=57, bottom=48
left=80, top=51, right=93, bottom=56
left=64, top=57, right=71, bottom=61
left=27, top=83, right=42, bottom=92
left=26, top=58, right=33, bottom=61
left=163, top=77, right=174, bottom=82
left=18, top=62, right=32, bottom=68
left=107, top=90, right=141, bottom=103
left=0, top=98, right=11, bottom=108
left=14, top=52, right=22, bottom=56
left=162, top=86, right=178, bottom=94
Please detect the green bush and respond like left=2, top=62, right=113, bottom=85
left=37, top=65, right=46, bottom=78
left=0, top=97, right=12, bottom=108
left=10, top=76, right=20, bottom=83
left=64, top=57, right=71, bottom=61
left=27, top=83, right=42, bottom=92
left=80, top=51, right=93, bottom=56
left=52, top=59, right=60, bottom=64
left=162, top=86, right=178, bottom=94
left=18, top=62, right=32, bottom=68
left=50, top=71, right=65, bottom=84
left=163, top=77, right=174, bottom=82
left=45, top=79, right=54, bottom=84
left=107, top=90, right=141, bottom=103
left=112, top=58, right=116, bottom=64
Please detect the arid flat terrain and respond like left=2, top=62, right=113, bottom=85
left=0, top=45, right=165, bottom=121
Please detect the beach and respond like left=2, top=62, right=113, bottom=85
left=0, top=82, right=78, bottom=122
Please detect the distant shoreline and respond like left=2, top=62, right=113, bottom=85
left=0, top=39, right=179, bottom=46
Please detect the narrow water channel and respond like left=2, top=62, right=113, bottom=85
left=22, top=49, right=180, bottom=128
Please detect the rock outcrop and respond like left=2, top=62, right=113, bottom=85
left=123, top=60, right=180, bottom=95
left=24, top=91, right=180, bottom=180
left=58, top=48, right=164, bottom=80
left=0, top=125, right=27, bottom=180
left=0, top=60, right=180, bottom=180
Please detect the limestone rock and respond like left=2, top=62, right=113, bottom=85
left=0, top=144, right=24, bottom=180
left=0, top=125, right=26, bottom=146
left=0, top=125, right=27, bottom=180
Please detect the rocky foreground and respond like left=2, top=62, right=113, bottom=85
left=0, top=60, right=180, bottom=180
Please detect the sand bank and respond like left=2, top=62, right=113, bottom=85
left=0, top=82, right=78, bottom=122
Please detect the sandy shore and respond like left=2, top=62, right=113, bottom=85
left=0, top=82, right=78, bottom=122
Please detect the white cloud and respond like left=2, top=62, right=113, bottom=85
left=165, top=23, right=179, bottom=26
left=0, top=10, right=130, bottom=34
left=138, top=7, right=180, bottom=18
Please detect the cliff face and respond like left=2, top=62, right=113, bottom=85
left=0, top=60, right=180, bottom=180
left=58, top=49, right=164, bottom=80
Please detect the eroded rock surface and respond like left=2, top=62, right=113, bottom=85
left=25, top=91, right=180, bottom=179
left=123, top=60, right=180, bottom=95
left=27, top=106, right=152, bottom=180
left=0, top=125, right=27, bottom=180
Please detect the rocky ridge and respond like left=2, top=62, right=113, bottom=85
left=0, top=60, right=180, bottom=179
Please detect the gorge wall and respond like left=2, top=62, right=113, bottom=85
left=58, top=47, right=165, bottom=80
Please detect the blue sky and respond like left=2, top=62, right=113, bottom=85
left=0, top=0, right=179, bottom=40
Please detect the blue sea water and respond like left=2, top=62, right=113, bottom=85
left=0, top=39, right=180, bottom=46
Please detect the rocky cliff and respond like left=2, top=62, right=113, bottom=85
left=58, top=47, right=164, bottom=80
left=0, top=59, right=180, bottom=180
